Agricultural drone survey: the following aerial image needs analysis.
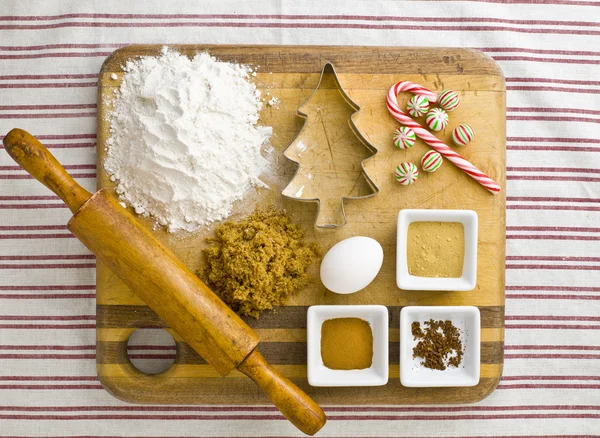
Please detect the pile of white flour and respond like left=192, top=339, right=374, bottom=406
left=104, top=48, right=271, bottom=232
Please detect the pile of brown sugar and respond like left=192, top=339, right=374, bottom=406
left=201, top=208, right=321, bottom=318
left=321, top=318, right=373, bottom=370
left=407, top=221, right=464, bottom=278
left=412, top=319, right=463, bottom=370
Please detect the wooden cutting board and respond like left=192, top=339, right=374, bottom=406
left=96, top=45, right=505, bottom=404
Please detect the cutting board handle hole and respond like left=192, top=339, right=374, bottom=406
left=126, top=328, right=177, bottom=375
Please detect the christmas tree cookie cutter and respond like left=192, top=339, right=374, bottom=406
left=282, top=62, right=379, bottom=228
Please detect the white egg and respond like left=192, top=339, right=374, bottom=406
left=320, top=236, right=384, bottom=294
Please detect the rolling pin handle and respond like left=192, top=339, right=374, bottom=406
left=2, top=128, right=92, bottom=214
left=238, top=349, right=326, bottom=436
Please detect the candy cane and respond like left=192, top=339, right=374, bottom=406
left=386, top=81, right=501, bottom=195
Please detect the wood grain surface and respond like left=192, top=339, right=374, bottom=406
left=96, top=45, right=506, bottom=405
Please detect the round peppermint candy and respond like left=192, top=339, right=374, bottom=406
left=393, top=126, right=416, bottom=149
left=421, top=150, right=443, bottom=173
left=394, top=162, right=419, bottom=185
left=437, top=89, right=460, bottom=112
left=425, top=108, right=449, bottom=132
left=451, top=123, right=474, bottom=146
left=407, top=95, right=430, bottom=117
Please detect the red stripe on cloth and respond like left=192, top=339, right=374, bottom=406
left=0, top=413, right=598, bottom=420
left=0, top=315, right=95, bottom=321
left=0, top=294, right=95, bottom=299
left=505, top=324, right=600, bottom=329
left=0, top=385, right=103, bottom=390
left=507, top=146, right=600, bottom=152
left=507, top=206, right=600, bottom=211
left=508, top=116, right=600, bottom=123
left=507, top=225, right=600, bottom=232
left=506, top=316, right=600, bottom=321
left=507, top=196, right=600, bottom=202
left=0, top=174, right=95, bottom=181
left=505, top=345, right=600, bottom=350
left=0, top=234, right=75, bottom=239
left=0, top=404, right=598, bottom=413
left=506, top=294, right=600, bottom=300
left=507, top=256, right=600, bottom=261
left=506, top=264, right=600, bottom=270
left=505, top=354, right=600, bottom=359
left=502, top=376, right=600, bottom=381
left=0, top=345, right=95, bottom=350
left=0, top=354, right=96, bottom=359
left=1, top=436, right=598, bottom=438
left=0, top=195, right=59, bottom=199
left=0, top=203, right=66, bottom=209
left=0, top=112, right=96, bottom=119
left=507, top=175, right=600, bottom=182
left=508, top=137, right=600, bottom=144
left=0, top=74, right=98, bottom=80
left=3, top=434, right=598, bottom=438
left=0, top=82, right=98, bottom=89
left=0, top=53, right=111, bottom=60
left=0, top=263, right=96, bottom=269
left=506, top=285, right=600, bottom=292
left=0, top=376, right=98, bottom=381
left=0, top=324, right=96, bottom=329
left=498, top=384, right=600, bottom=390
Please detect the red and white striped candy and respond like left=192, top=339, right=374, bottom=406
left=452, top=123, right=474, bottom=146
left=438, top=89, right=460, bottom=112
left=407, top=95, right=429, bottom=117
left=386, top=81, right=500, bottom=195
left=425, top=108, right=449, bottom=132
left=421, top=150, right=443, bottom=173
left=393, top=126, right=416, bottom=149
left=394, top=162, right=419, bottom=185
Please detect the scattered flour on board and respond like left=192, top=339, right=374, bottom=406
left=104, top=48, right=272, bottom=233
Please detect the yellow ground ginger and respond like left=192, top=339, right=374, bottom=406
left=202, top=209, right=321, bottom=318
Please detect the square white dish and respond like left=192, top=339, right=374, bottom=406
left=400, top=306, right=480, bottom=387
left=307, top=305, right=389, bottom=387
left=396, top=209, right=478, bottom=291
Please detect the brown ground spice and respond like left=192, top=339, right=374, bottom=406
left=407, top=221, right=464, bottom=278
left=201, top=208, right=321, bottom=318
left=412, top=319, right=463, bottom=370
left=321, top=318, right=373, bottom=370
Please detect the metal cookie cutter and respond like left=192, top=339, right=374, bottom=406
left=281, top=62, right=379, bottom=228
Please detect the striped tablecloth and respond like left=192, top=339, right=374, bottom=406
left=1, top=1, right=599, bottom=437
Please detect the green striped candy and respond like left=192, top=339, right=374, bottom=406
left=452, top=123, right=474, bottom=146
left=425, top=108, right=449, bottom=132
left=437, top=89, right=460, bottom=112
left=421, top=150, right=443, bottom=173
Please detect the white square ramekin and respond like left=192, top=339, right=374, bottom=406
left=396, top=209, right=478, bottom=291
left=307, top=305, right=389, bottom=387
left=400, top=306, right=481, bottom=387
